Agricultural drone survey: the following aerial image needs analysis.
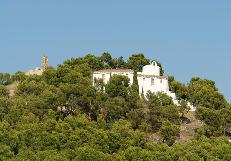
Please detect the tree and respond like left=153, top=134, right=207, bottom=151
left=100, top=52, right=112, bottom=66
left=74, top=64, right=92, bottom=78
left=36, top=150, right=69, bottom=161
left=159, top=121, right=180, bottom=146
left=83, top=54, right=104, bottom=70
left=146, top=92, right=180, bottom=131
left=105, top=75, right=130, bottom=98
left=74, top=146, right=107, bottom=161
left=63, top=57, right=84, bottom=69
left=1, top=53, right=231, bottom=160
left=120, top=146, right=155, bottom=161
left=0, top=144, right=14, bottom=160
left=0, top=85, right=9, bottom=98
left=196, top=106, right=231, bottom=137
left=101, top=97, right=129, bottom=122
left=42, top=67, right=58, bottom=85
left=110, top=56, right=127, bottom=69
left=11, top=150, right=36, bottom=161
left=94, top=78, right=105, bottom=92
left=127, top=53, right=149, bottom=71
left=13, top=71, right=26, bottom=82
left=16, top=80, right=47, bottom=96
left=188, top=77, right=228, bottom=110
left=178, top=100, right=190, bottom=118
left=108, top=119, right=147, bottom=153
left=146, top=92, right=174, bottom=107
left=219, top=107, right=231, bottom=135
left=0, top=98, right=13, bottom=121
left=127, top=108, right=145, bottom=129
left=168, top=76, right=189, bottom=100
left=0, top=73, right=13, bottom=85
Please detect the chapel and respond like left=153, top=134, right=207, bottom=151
left=93, top=61, right=178, bottom=104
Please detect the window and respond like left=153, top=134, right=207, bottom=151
left=102, top=74, right=105, bottom=81
left=151, top=78, right=154, bottom=85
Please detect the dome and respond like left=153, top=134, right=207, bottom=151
left=142, top=61, right=160, bottom=76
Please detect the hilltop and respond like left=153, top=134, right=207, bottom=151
left=0, top=53, right=230, bottom=160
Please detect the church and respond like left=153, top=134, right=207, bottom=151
left=93, top=61, right=179, bottom=105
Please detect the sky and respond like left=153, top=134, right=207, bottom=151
left=0, top=0, right=230, bottom=101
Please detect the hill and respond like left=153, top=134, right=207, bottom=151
left=0, top=53, right=230, bottom=160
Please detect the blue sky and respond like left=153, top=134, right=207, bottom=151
left=0, top=0, right=230, bottom=101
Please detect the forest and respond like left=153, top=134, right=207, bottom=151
left=0, top=53, right=230, bottom=161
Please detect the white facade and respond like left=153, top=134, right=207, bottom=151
left=92, top=61, right=195, bottom=111
left=92, top=61, right=174, bottom=98
left=26, top=67, right=44, bottom=76
left=137, top=61, right=169, bottom=95
left=93, top=69, right=134, bottom=86
left=137, top=61, right=179, bottom=105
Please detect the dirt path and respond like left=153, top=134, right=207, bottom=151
left=177, top=111, right=203, bottom=143
left=6, top=82, right=18, bottom=97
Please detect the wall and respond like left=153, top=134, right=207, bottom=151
left=25, top=68, right=43, bottom=76
left=137, top=75, right=169, bottom=96
left=93, top=71, right=134, bottom=86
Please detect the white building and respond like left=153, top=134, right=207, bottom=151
left=92, top=61, right=195, bottom=111
left=25, top=55, right=48, bottom=76
left=93, top=69, right=134, bottom=86
left=137, top=61, right=169, bottom=95
left=137, top=61, right=179, bottom=104
left=26, top=67, right=44, bottom=76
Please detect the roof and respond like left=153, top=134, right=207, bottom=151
left=93, top=69, right=134, bottom=73
left=137, top=73, right=168, bottom=79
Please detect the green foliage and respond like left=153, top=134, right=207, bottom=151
left=0, top=73, right=13, bottom=85
left=196, top=106, right=231, bottom=137
left=100, top=52, right=114, bottom=68
left=146, top=92, right=174, bottom=107
left=0, top=85, right=9, bottom=98
left=101, top=97, right=129, bottom=122
left=74, top=146, right=108, bottom=161
left=0, top=53, right=230, bottom=160
left=0, top=98, right=13, bottom=121
left=146, top=92, right=180, bottom=134
left=127, top=53, right=149, bottom=71
left=119, top=146, right=156, bottom=161
left=13, top=71, right=26, bottom=82
left=178, top=100, right=190, bottom=117
left=0, top=144, right=14, bottom=160
left=105, top=75, right=130, bottom=98
left=168, top=76, right=189, bottom=100
left=188, top=77, right=228, bottom=110
left=159, top=121, right=180, bottom=146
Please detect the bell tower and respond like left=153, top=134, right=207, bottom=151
left=42, top=55, right=48, bottom=70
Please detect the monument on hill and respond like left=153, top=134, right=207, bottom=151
left=42, top=55, right=49, bottom=70
left=26, top=55, right=48, bottom=76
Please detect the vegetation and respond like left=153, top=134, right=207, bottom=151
left=0, top=53, right=230, bottom=160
